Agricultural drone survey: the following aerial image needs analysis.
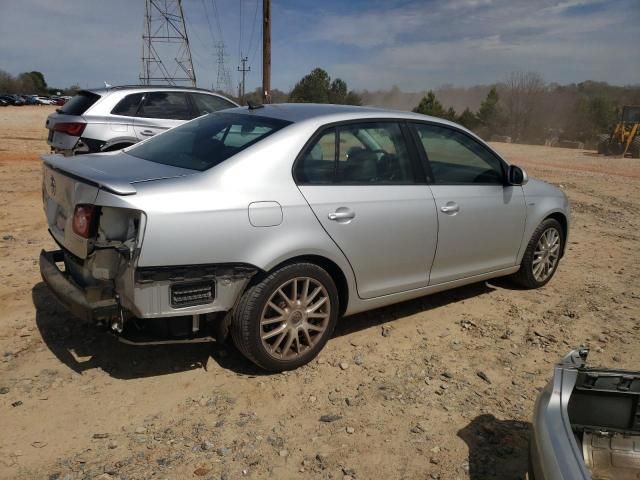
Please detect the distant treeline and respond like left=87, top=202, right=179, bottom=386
left=237, top=69, right=640, bottom=145
left=0, top=69, right=79, bottom=96
left=359, top=74, right=640, bottom=145
left=5, top=65, right=637, bottom=145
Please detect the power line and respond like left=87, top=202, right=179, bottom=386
left=246, top=0, right=260, bottom=65
left=200, top=0, right=218, bottom=45
left=238, top=0, right=243, bottom=59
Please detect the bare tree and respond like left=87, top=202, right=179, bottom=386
left=500, top=71, right=546, bottom=142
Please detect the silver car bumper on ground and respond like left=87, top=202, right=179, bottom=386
left=530, top=349, right=640, bottom=480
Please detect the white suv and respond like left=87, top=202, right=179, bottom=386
left=45, top=85, right=238, bottom=155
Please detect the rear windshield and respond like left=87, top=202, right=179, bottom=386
left=58, top=91, right=101, bottom=115
left=127, top=112, right=291, bottom=171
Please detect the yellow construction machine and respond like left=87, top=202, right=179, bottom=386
left=597, top=105, right=640, bottom=158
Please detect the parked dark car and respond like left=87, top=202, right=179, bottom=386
left=0, top=98, right=8, bottom=107
left=0, top=95, right=25, bottom=106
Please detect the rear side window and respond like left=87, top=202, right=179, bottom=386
left=58, top=91, right=100, bottom=115
left=295, top=122, right=416, bottom=184
left=137, top=92, right=192, bottom=120
left=127, top=112, right=291, bottom=171
left=296, top=129, right=336, bottom=184
left=111, top=93, right=144, bottom=116
left=190, top=93, right=236, bottom=116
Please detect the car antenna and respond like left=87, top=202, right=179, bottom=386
left=247, top=101, right=264, bottom=110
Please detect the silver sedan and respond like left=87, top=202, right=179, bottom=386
left=39, top=104, right=569, bottom=371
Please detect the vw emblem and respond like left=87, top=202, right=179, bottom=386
left=49, top=175, right=56, bottom=196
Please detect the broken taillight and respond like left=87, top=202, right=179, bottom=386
left=72, top=205, right=98, bottom=238
left=53, top=122, right=86, bottom=136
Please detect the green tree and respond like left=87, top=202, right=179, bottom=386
left=457, top=107, right=479, bottom=130
left=444, top=106, right=457, bottom=122
left=344, top=90, right=363, bottom=106
left=477, top=86, right=503, bottom=137
left=28, top=71, right=47, bottom=92
left=329, top=78, right=347, bottom=104
left=289, top=68, right=331, bottom=103
left=289, top=68, right=362, bottom=105
left=412, top=91, right=446, bottom=117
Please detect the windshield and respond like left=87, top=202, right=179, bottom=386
left=127, top=112, right=291, bottom=171
left=622, top=107, right=640, bottom=123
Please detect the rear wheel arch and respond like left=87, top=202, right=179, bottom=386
left=248, top=255, right=349, bottom=317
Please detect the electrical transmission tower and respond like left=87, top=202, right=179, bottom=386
left=140, top=0, right=196, bottom=86
left=215, top=42, right=232, bottom=93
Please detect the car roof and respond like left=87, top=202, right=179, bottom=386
left=84, top=85, right=223, bottom=95
left=223, top=103, right=459, bottom=127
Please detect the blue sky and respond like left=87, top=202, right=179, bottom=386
left=0, top=0, right=638, bottom=93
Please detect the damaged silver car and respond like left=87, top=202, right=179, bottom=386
left=40, top=104, right=569, bottom=371
left=530, top=349, right=640, bottom=479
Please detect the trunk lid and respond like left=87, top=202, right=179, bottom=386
left=42, top=162, right=100, bottom=258
left=42, top=151, right=197, bottom=258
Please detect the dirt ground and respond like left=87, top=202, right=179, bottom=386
left=0, top=106, right=638, bottom=480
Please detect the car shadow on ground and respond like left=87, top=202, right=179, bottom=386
left=457, top=414, right=531, bottom=480
left=333, top=280, right=499, bottom=338
left=32, top=282, right=220, bottom=379
left=33, top=278, right=514, bottom=379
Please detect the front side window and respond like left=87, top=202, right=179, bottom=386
left=137, top=92, right=192, bottom=120
left=190, top=93, right=236, bottom=116
left=413, top=124, right=504, bottom=184
left=127, top=113, right=291, bottom=171
left=295, top=122, right=415, bottom=184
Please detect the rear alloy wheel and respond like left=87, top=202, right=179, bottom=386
left=231, top=263, right=338, bottom=371
left=512, top=218, right=564, bottom=289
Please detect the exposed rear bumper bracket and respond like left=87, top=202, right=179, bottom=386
left=39, top=249, right=119, bottom=323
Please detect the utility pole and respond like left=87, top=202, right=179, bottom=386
left=262, top=0, right=271, bottom=103
left=237, top=56, right=250, bottom=104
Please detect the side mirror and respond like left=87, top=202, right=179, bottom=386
left=507, top=165, right=528, bottom=186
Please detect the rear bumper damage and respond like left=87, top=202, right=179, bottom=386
left=39, top=248, right=256, bottom=342
left=39, top=249, right=118, bottom=322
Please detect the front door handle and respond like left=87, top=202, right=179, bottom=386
left=328, top=210, right=355, bottom=221
left=440, top=202, right=459, bottom=214
left=140, top=130, right=155, bottom=136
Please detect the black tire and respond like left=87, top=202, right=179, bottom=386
left=630, top=137, right=640, bottom=159
left=230, top=262, right=339, bottom=372
left=596, top=134, right=609, bottom=154
left=512, top=218, right=564, bottom=289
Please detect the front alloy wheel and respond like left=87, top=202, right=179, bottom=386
left=231, top=263, right=338, bottom=371
left=512, top=218, right=564, bottom=289
left=532, top=227, right=561, bottom=283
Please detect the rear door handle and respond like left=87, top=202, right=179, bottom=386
left=440, top=202, right=459, bottom=214
left=140, top=130, right=155, bottom=136
left=328, top=210, right=355, bottom=221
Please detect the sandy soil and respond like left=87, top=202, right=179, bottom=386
left=0, top=106, right=638, bottom=480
